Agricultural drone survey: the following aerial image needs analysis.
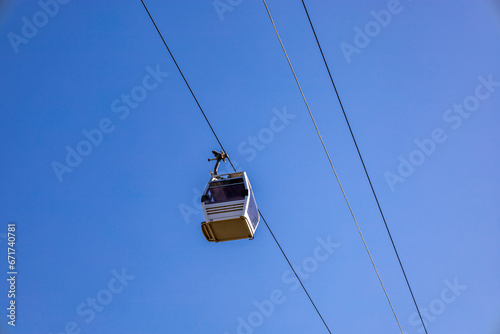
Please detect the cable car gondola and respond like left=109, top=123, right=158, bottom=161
left=201, top=151, right=259, bottom=242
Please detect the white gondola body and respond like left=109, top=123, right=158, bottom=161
left=201, top=172, right=259, bottom=242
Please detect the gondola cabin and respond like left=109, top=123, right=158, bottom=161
left=201, top=171, right=259, bottom=242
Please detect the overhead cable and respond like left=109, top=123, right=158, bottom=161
left=139, top=1, right=332, bottom=333
left=262, top=1, right=404, bottom=333
left=300, top=1, right=428, bottom=333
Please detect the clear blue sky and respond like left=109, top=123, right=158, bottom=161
left=0, top=1, right=499, bottom=333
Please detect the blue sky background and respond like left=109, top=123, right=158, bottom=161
left=0, top=0, right=499, bottom=333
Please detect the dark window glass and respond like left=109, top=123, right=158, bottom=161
left=204, top=178, right=245, bottom=204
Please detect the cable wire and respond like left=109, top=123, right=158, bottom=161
left=262, top=1, right=404, bottom=333
left=139, top=1, right=332, bottom=333
left=300, top=1, right=428, bottom=333
left=258, top=210, right=333, bottom=334
left=139, top=0, right=236, bottom=171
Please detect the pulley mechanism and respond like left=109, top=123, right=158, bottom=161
left=208, top=150, right=228, bottom=176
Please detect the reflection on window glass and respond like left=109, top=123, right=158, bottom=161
left=204, top=178, right=245, bottom=204
left=248, top=190, right=259, bottom=229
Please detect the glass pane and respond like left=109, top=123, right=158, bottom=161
left=204, top=178, right=245, bottom=204
left=247, top=190, right=259, bottom=229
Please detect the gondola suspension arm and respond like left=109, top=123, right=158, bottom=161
left=208, top=150, right=228, bottom=176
